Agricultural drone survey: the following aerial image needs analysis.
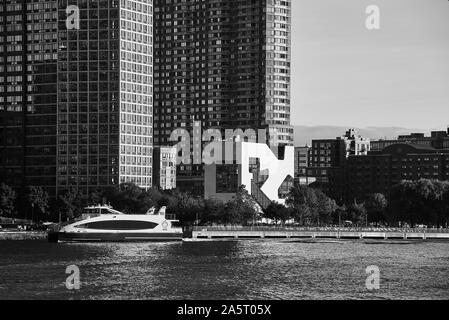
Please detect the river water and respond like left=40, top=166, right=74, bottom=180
left=0, top=239, right=448, bottom=300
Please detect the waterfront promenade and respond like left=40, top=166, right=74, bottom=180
left=2, top=227, right=449, bottom=241
left=0, top=231, right=47, bottom=241
left=192, top=226, right=449, bottom=240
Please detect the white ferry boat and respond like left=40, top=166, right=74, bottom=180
left=49, top=205, right=183, bottom=242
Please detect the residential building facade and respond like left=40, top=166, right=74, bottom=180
left=307, top=129, right=370, bottom=201
left=153, top=0, right=293, bottom=195
left=0, top=0, right=59, bottom=195
left=57, top=0, right=154, bottom=194
left=153, top=146, right=177, bottom=190
left=294, top=146, right=315, bottom=185
left=346, top=143, right=449, bottom=202
left=1, top=0, right=154, bottom=197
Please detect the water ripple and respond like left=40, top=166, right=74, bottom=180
left=0, top=240, right=448, bottom=299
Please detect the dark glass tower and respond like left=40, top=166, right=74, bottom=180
left=56, top=0, right=153, bottom=194
left=1, top=0, right=154, bottom=197
left=0, top=0, right=58, bottom=195
left=153, top=0, right=293, bottom=194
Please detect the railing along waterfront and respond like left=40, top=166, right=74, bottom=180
left=192, top=226, right=449, bottom=233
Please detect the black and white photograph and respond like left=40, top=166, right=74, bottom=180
left=0, top=0, right=448, bottom=308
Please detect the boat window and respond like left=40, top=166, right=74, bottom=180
left=84, top=208, right=100, bottom=215
left=75, top=220, right=158, bottom=230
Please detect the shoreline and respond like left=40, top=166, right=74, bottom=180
left=2, top=226, right=449, bottom=242
left=1, top=232, right=449, bottom=243
left=0, top=231, right=47, bottom=241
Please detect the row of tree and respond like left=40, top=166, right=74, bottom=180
left=0, top=184, right=50, bottom=222
left=389, top=179, right=449, bottom=227
left=274, top=179, right=448, bottom=228
left=0, top=181, right=375, bottom=227
left=263, top=186, right=386, bottom=227
left=97, top=183, right=260, bottom=226
left=0, top=182, right=260, bottom=226
left=1, top=179, right=448, bottom=227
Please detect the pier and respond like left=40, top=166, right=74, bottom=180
left=192, top=227, right=449, bottom=240
left=0, top=231, right=47, bottom=241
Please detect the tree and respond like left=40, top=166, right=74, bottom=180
left=199, top=198, right=226, bottom=225
left=113, top=182, right=147, bottom=214
left=146, top=187, right=165, bottom=207
left=56, top=188, right=87, bottom=222
left=365, top=193, right=388, bottom=226
left=166, top=190, right=200, bottom=225
left=334, top=204, right=347, bottom=226
left=88, top=189, right=103, bottom=206
left=442, top=182, right=449, bottom=228
left=388, top=179, right=449, bottom=228
left=286, top=183, right=316, bottom=225
left=285, top=183, right=309, bottom=225
left=346, top=202, right=367, bottom=226
left=416, top=179, right=449, bottom=227
left=102, top=183, right=158, bottom=215
left=26, top=186, right=49, bottom=222
left=223, top=185, right=259, bottom=225
left=388, top=180, right=418, bottom=226
left=315, top=190, right=338, bottom=226
left=264, top=201, right=291, bottom=225
left=0, top=183, right=16, bottom=218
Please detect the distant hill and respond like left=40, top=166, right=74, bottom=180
left=293, top=125, right=432, bottom=146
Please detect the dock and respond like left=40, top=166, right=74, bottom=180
left=192, top=227, right=449, bottom=240
left=0, top=231, right=47, bottom=241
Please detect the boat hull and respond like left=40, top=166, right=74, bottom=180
left=52, top=231, right=183, bottom=242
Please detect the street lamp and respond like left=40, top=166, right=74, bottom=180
left=338, top=211, right=341, bottom=228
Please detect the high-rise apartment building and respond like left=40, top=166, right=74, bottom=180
left=1, top=0, right=154, bottom=196
left=2, top=0, right=292, bottom=199
left=57, top=0, right=153, bottom=194
left=0, top=0, right=59, bottom=195
left=153, top=0, right=293, bottom=194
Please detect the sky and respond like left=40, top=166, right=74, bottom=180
left=290, top=0, right=449, bottom=130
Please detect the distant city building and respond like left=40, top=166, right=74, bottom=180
left=371, top=128, right=449, bottom=151
left=0, top=0, right=154, bottom=196
left=153, top=146, right=177, bottom=190
left=307, top=129, right=370, bottom=200
left=294, top=146, right=309, bottom=177
left=294, top=146, right=315, bottom=185
left=153, top=0, right=293, bottom=196
left=343, top=129, right=371, bottom=156
left=346, top=143, right=449, bottom=202
left=309, top=129, right=370, bottom=172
